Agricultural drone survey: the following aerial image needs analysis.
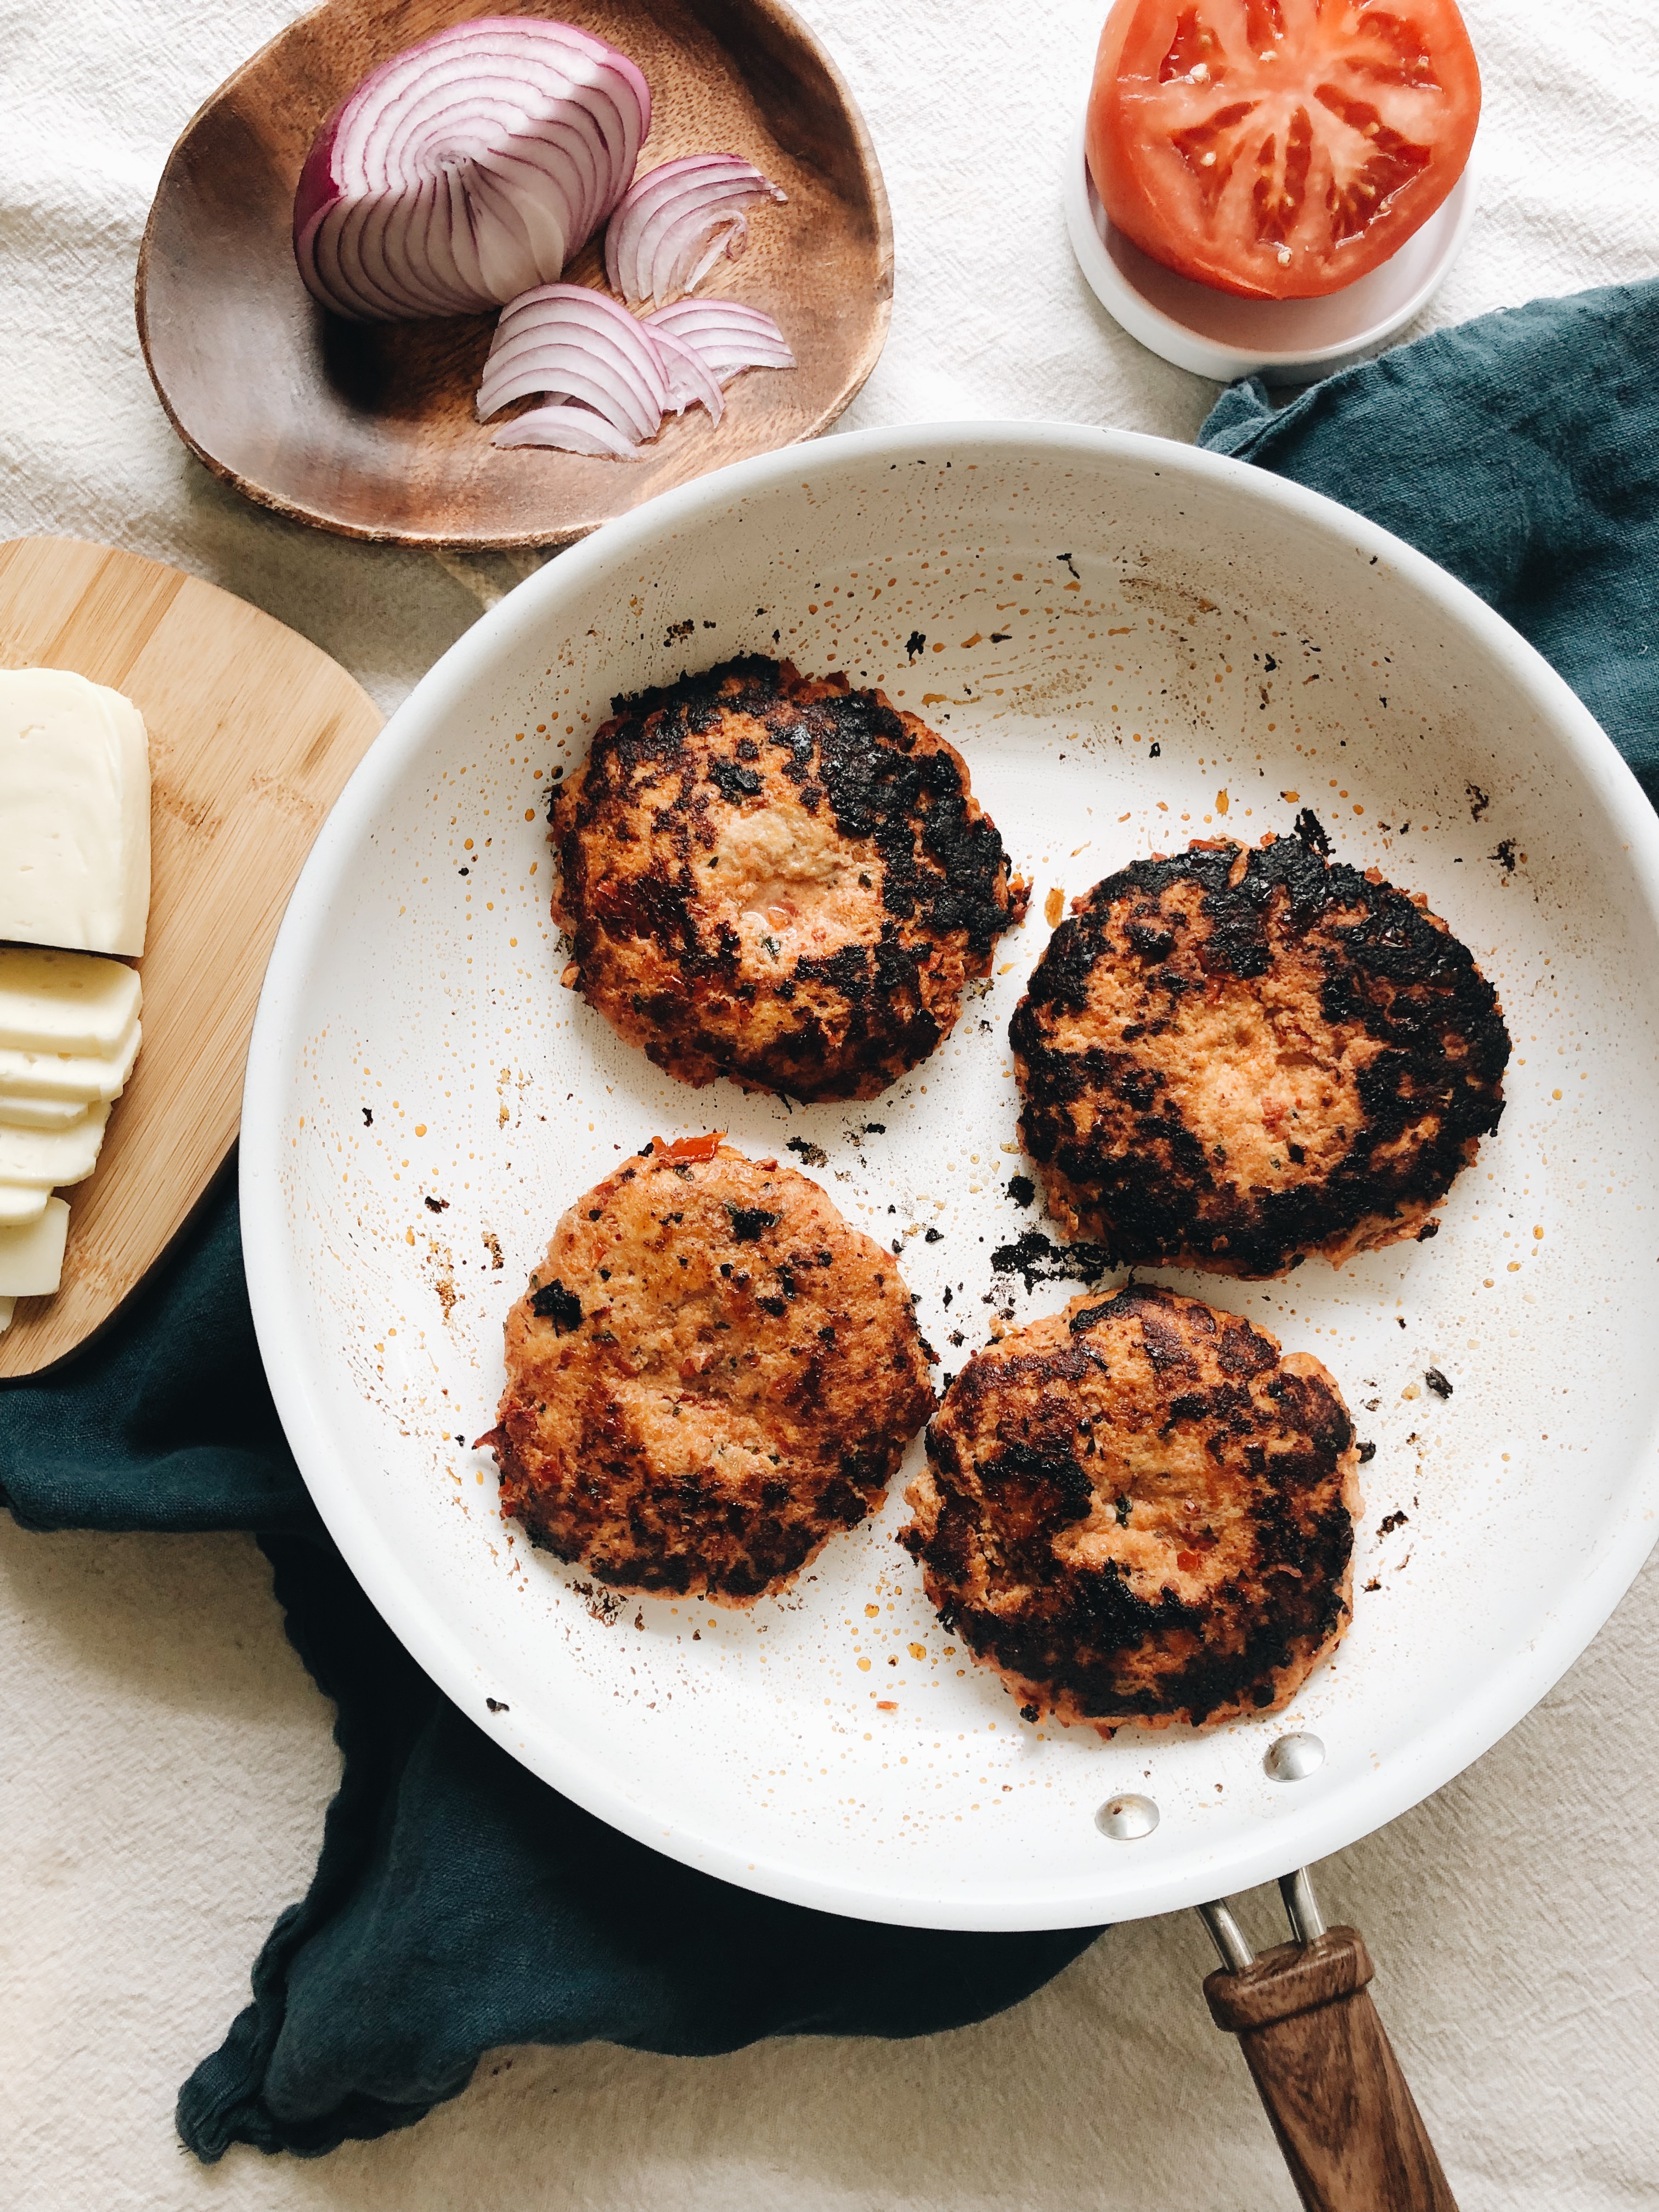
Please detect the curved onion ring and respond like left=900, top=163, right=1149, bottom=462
left=648, top=323, right=726, bottom=423
left=477, top=284, right=670, bottom=442
left=604, top=153, right=786, bottom=311
left=646, top=298, right=796, bottom=383
left=490, top=405, right=647, bottom=457
left=478, top=287, right=789, bottom=462
left=295, top=19, right=651, bottom=323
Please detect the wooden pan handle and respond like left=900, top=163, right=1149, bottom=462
left=1204, top=1927, right=1457, bottom=2212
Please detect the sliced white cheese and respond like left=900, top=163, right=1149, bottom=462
left=0, top=946, right=142, bottom=1053
left=0, top=1183, right=50, bottom=1227
left=0, top=668, right=151, bottom=956
left=0, top=1088, right=93, bottom=1124
left=0, top=1099, right=109, bottom=1187
left=0, top=1020, right=140, bottom=1102
left=0, top=1195, right=69, bottom=1297
left=0, top=1092, right=94, bottom=1129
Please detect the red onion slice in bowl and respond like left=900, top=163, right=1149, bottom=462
left=490, top=404, right=646, bottom=457
left=645, top=298, right=796, bottom=384
left=648, top=324, right=725, bottom=424
left=603, top=154, right=787, bottom=311
left=477, top=284, right=670, bottom=443
left=294, top=18, right=651, bottom=323
left=479, top=340, right=661, bottom=442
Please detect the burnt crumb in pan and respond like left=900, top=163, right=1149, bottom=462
left=990, top=1228, right=1114, bottom=1295
left=480, top=1139, right=936, bottom=1606
left=900, top=1284, right=1362, bottom=1733
left=1009, top=815, right=1511, bottom=1277
left=549, top=657, right=1028, bottom=1101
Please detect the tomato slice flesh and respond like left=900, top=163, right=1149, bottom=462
left=1086, top=0, right=1481, bottom=300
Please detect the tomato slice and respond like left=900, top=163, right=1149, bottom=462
left=1085, top=0, right=1480, bottom=300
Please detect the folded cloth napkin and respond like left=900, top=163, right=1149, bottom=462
left=1199, top=279, right=1659, bottom=803
left=3, top=275, right=1656, bottom=2162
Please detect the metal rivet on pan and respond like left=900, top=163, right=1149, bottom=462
left=1096, top=1793, right=1159, bottom=1840
left=1264, top=1733, right=1325, bottom=1782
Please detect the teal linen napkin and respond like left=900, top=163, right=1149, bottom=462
left=1199, top=280, right=1659, bottom=800
left=2, top=275, right=1654, bottom=2161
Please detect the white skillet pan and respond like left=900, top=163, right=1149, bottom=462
left=242, top=425, right=1659, bottom=2209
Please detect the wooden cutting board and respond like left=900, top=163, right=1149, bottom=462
left=0, top=537, right=382, bottom=1379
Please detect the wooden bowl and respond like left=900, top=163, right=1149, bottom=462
left=136, top=0, right=893, bottom=549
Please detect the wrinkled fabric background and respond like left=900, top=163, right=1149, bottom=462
left=2, top=1, right=1656, bottom=2205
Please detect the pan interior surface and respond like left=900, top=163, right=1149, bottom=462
left=242, top=425, right=1659, bottom=1928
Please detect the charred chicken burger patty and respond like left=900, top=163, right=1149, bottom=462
left=485, top=1138, right=936, bottom=1604
left=550, top=656, right=1028, bottom=1101
left=1011, top=814, right=1510, bottom=1276
left=901, top=1285, right=1362, bottom=1732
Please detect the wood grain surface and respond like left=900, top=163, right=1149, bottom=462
left=136, top=0, right=893, bottom=549
left=1205, top=1929, right=1458, bottom=2212
left=0, top=537, right=382, bottom=1380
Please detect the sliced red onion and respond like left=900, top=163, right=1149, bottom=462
left=491, top=405, right=646, bottom=458
left=295, top=19, right=651, bottom=323
left=477, top=284, right=669, bottom=443
left=646, top=298, right=796, bottom=385
left=648, top=323, right=725, bottom=424
left=604, top=154, right=786, bottom=311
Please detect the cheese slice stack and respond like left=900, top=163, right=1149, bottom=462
left=0, top=661, right=153, bottom=1329
left=0, top=950, right=139, bottom=1317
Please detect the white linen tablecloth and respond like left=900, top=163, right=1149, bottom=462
left=3, top=2, right=1656, bottom=2204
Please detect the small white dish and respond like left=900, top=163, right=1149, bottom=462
left=1064, top=114, right=1479, bottom=386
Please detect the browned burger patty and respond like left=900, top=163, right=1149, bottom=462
left=484, top=1137, right=936, bottom=1604
left=900, top=1285, right=1361, bottom=1732
left=549, top=657, right=1028, bottom=1101
left=1009, top=814, right=1510, bottom=1277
